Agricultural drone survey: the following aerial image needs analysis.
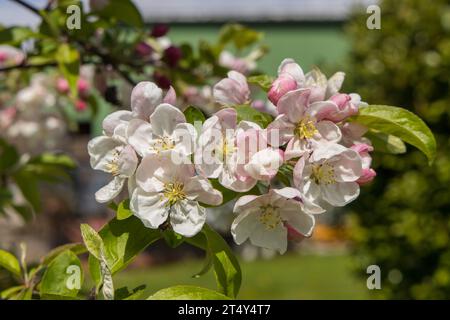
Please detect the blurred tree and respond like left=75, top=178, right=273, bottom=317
left=344, top=0, right=450, bottom=299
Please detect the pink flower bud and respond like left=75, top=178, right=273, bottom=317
left=77, top=78, right=90, bottom=96
left=164, top=46, right=182, bottom=68
left=56, top=78, right=70, bottom=94
left=268, top=75, right=297, bottom=105
left=325, top=93, right=358, bottom=122
left=153, top=72, right=171, bottom=89
left=151, top=24, right=169, bottom=38
left=75, top=99, right=88, bottom=111
left=0, top=52, right=7, bottom=63
left=357, top=168, right=376, bottom=185
left=330, top=93, right=351, bottom=107
left=135, top=42, right=153, bottom=57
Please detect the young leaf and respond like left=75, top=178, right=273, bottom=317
left=187, top=225, right=242, bottom=298
left=89, top=216, right=161, bottom=275
left=116, top=199, right=132, bottom=220
left=364, top=130, right=407, bottom=155
left=184, top=106, right=206, bottom=124
left=80, top=224, right=104, bottom=261
left=235, top=105, right=273, bottom=129
left=247, top=74, right=274, bottom=92
left=148, top=285, right=231, bottom=300
left=41, top=243, right=86, bottom=266
left=40, top=250, right=83, bottom=299
left=0, top=249, right=21, bottom=278
left=97, top=0, right=143, bottom=28
left=352, top=105, right=436, bottom=164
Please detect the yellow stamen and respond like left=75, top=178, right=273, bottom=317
left=294, top=117, right=318, bottom=140
left=259, top=205, right=282, bottom=230
left=311, top=163, right=335, bottom=185
left=163, top=182, right=186, bottom=206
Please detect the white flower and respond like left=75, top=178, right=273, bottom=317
left=293, top=142, right=363, bottom=208
left=127, top=103, right=196, bottom=158
left=131, top=153, right=222, bottom=237
left=195, top=108, right=258, bottom=192
left=267, top=88, right=342, bottom=159
left=231, top=188, right=316, bottom=254
left=213, top=71, right=250, bottom=106
left=88, top=132, right=138, bottom=203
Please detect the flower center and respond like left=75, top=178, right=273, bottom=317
left=259, top=205, right=282, bottom=230
left=294, top=117, right=318, bottom=140
left=106, top=149, right=121, bottom=176
left=214, top=137, right=235, bottom=161
left=163, top=182, right=186, bottom=205
left=152, top=136, right=175, bottom=152
left=311, top=163, right=335, bottom=185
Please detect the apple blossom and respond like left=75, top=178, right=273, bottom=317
left=351, top=143, right=376, bottom=185
left=267, top=88, right=342, bottom=159
left=127, top=103, right=196, bottom=159
left=88, top=132, right=138, bottom=203
left=213, top=71, right=250, bottom=106
left=293, top=142, right=363, bottom=208
left=195, top=108, right=258, bottom=192
left=268, top=58, right=305, bottom=105
left=131, top=154, right=222, bottom=237
left=231, top=188, right=316, bottom=254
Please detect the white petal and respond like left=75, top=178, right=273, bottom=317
left=326, top=72, right=345, bottom=98
left=88, top=136, right=122, bottom=172
left=184, top=176, right=223, bottom=206
left=130, top=188, right=169, bottom=229
left=172, top=122, right=197, bottom=157
left=277, top=89, right=310, bottom=123
left=334, top=148, right=363, bottom=182
left=315, top=120, right=342, bottom=143
left=102, top=110, right=132, bottom=136
left=135, top=154, right=166, bottom=192
left=231, top=210, right=258, bottom=245
left=131, top=81, right=163, bottom=120
left=282, top=209, right=315, bottom=237
left=321, top=182, right=360, bottom=206
left=243, top=148, right=283, bottom=180
left=278, top=58, right=305, bottom=85
left=95, top=176, right=125, bottom=203
left=127, top=119, right=153, bottom=157
left=170, top=200, right=206, bottom=237
left=150, top=103, right=186, bottom=136
left=249, top=222, right=288, bottom=254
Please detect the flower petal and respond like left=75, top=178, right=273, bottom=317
left=95, top=176, right=125, bottom=203
left=150, top=103, right=186, bottom=136
left=127, top=119, right=153, bottom=157
left=130, top=188, right=169, bottom=229
left=102, top=110, right=132, bottom=136
left=184, top=176, right=223, bottom=206
left=170, top=200, right=206, bottom=237
left=87, top=136, right=122, bottom=172
left=277, top=89, right=310, bottom=123
left=131, top=81, right=163, bottom=120
left=321, top=182, right=360, bottom=206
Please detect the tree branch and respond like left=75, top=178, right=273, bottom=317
left=10, top=0, right=40, bottom=16
left=0, top=62, right=57, bottom=73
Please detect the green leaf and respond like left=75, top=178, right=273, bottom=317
left=187, top=225, right=242, bottom=298
left=364, top=130, right=407, bottom=154
left=41, top=243, right=86, bottom=266
left=1, top=285, right=25, bottom=299
left=116, top=199, right=132, bottom=220
left=0, top=249, right=21, bottom=278
left=97, top=0, right=143, bottom=27
left=56, top=43, right=79, bottom=98
left=352, top=105, right=436, bottom=164
left=247, top=74, right=274, bottom=92
left=162, top=229, right=185, bottom=248
left=13, top=170, right=40, bottom=213
left=184, top=106, right=206, bottom=125
left=235, top=105, right=273, bottom=128
left=148, top=285, right=231, bottom=300
left=0, top=27, right=37, bottom=45
left=0, top=138, right=19, bottom=173
left=219, top=24, right=263, bottom=50
left=29, top=153, right=76, bottom=169
left=80, top=224, right=104, bottom=260
left=115, top=285, right=146, bottom=300
left=40, top=250, right=83, bottom=298
left=209, top=179, right=237, bottom=205
left=89, top=216, right=161, bottom=275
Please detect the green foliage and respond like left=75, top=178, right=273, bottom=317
left=235, top=105, right=273, bottom=128
left=247, top=74, right=274, bottom=92
left=353, top=105, right=436, bottom=163
left=345, top=0, right=450, bottom=299
left=0, top=249, right=21, bottom=278
left=187, top=225, right=242, bottom=298
left=149, top=285, right=231, bottom=300
left=56, top=43, right=80, bottom=97
left=40, top=250, right=83, bottom=299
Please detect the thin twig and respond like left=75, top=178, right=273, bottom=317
left=10, top=0, right=40, bottom=15
left=0, top=62, right=57, bottom=73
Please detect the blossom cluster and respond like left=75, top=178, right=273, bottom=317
left=88, top=59, right=376, bottom=253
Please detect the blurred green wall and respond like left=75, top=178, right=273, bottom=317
left=169, top=23, right=349, bottom=73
